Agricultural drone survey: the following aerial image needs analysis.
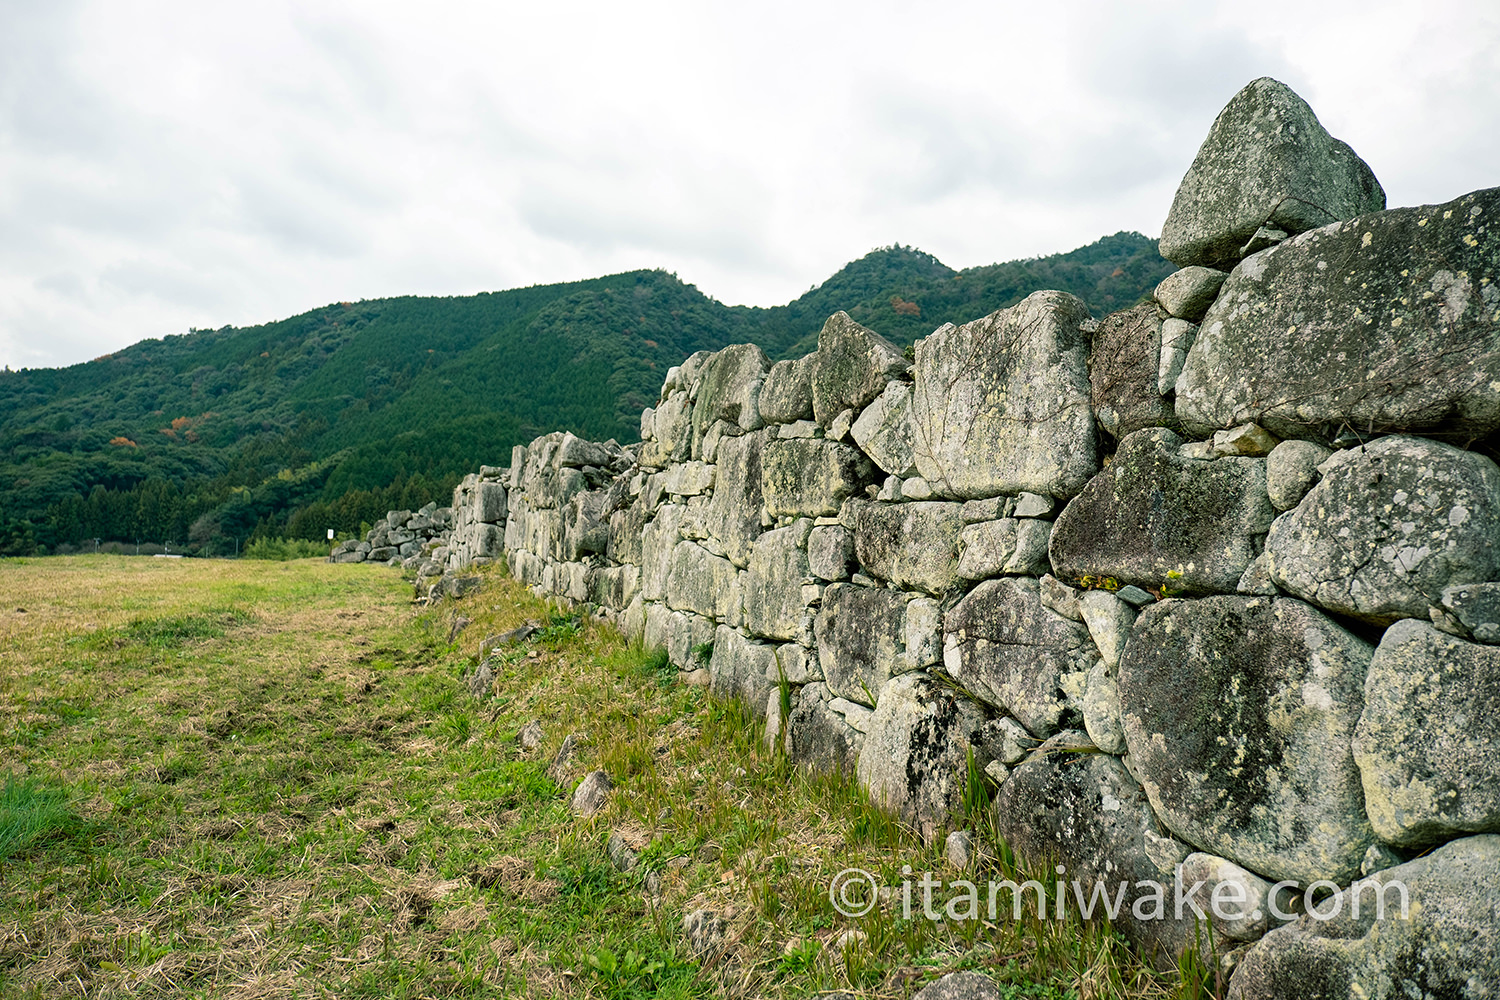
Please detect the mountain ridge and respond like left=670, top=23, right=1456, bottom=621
left=0, top=233, right=1174, bottom=555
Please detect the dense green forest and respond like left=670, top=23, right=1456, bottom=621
left=0, top=233, right=1173, bottom=556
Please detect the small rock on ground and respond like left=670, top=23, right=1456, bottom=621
left=681, top=909, right=726, bottom=958
left=545, top=733, right=579, bottom=785
left=570, top=770, right=612, bottom=818
left=913, top=971, right=1002, bottom=1000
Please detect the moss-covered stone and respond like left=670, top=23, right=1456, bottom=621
left=856, top=672, right=991, bottom=843
left=809, top=312, right=908, bottom=427
left=1265, top=435, right=1500, bottom=624
left=786, top=681, right=864, bottom=776
left=702, top=430, right=766, bottom=568
left=815, top=584, right=936, bottom=707
left=761, top=438, right=874, bottom=518
left=743, top=522, right=813, bottom=641
left=994, top=732, right=1199, bottom=968
left=1088, top=303, right=1181, bottom=440
left=1175, top=187, right=1500, bottom=441
left=1354, top=620, right=1500, bottom=846
left=689, top=343, right=771, bottom=454
left=1049, top=427, right=1274, bottom=596
left=758, top=354, right=815, bottom=425
left=1229, top=835, right=1500, bottom=1000
left=1160, top=77, right=1384, bottom=271
left=942, top=576, right=1095, bottom=737
left=911, top=290, right=1098, bottom=499
left=854, top=501, right=966, bottom=596
left=1119, top=595, right=1375, bottom=884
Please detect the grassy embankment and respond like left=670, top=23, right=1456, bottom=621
left=0, top=556, right=1213, bottom=998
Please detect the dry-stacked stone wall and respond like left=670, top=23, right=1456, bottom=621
left=357, top=78, right=1500, bottom=993
left=330, top=501, right=453, bottom=570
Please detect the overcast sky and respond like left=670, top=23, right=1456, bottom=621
left=2, top=0, right=1496, bottom=371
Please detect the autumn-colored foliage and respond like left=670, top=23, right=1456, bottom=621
left=889, top=295, right=922, bottom=317
left=108, top=436, right=137, bottom=448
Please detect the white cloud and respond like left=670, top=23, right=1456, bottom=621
left=1, top=0, right=1496, bottom=369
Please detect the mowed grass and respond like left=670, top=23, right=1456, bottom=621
left=0, top=555, right=1211, bottom=999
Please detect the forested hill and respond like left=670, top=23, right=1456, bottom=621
left=0, top=232, right=1173, bottom=556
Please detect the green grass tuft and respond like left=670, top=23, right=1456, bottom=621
left=106, top=608, right=254, bottom=648
left=0, top=775, right=78, bottom=862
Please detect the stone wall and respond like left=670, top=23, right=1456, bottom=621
left=389, top=79, right=1500, bottom=992
left=330, top=501, right=453, bottom=571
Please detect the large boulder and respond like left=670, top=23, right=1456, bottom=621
left=1354, top=620, right=1500, bottom=846
left=850, top=380, right=919, bottom=477
left=994, top=733, right=1200, bottom=966
left=1228, top=835, right=1500, bottom=1000
left=460, top=478, right=507, bottom=524
left=550, top=561, right=592, bottom=603
left=1088, top=303, right=1180, bottom=440
left=853, top=502, right=966, bottom=596
left=553, top=432, right=627, bottom=470
left=1119, top=596, right=1376, bottom=884
left=955, top=517, right=1052, bottom=581
left=911, top=291, right=1097, bottom=499
left=589, top=565, right=640, bottom=610
left=664, top=541, right=739, bottom=620
left=762, top=438, right=873, bottom=518
left=516, top=452, right=590, bottom=513
left=706, top=626, right=777, bottom=715
left=510, top=503, right=564, bottom=562
left=701, top=431, right=766, bottom=568
left=816, top=584, right=940, bottom=707
left=1159, top=77, right=1385, bottom=271
left=507, top=547, right=542, bottom=585
left=1175, top=187, right=1500, bottom=441
left=449, top=521, right=503, bottom=567
left=661, top=461, right=715, bottom=498
left=942, top=577, right=1095, bottom=737
left=1049, top=427, right=1275, bottom=596
left=809, top=312, right=909, bottom=426
left=690, top=343, right=771, bottom=454
left=607, top=498, right=647, bottom=565
left=1265, top=435, right=1500, bottom=624
left=758, top=354, right=815, bottom=425
left=743, top=522, right=813, bottom=642
left=640, top=504, right=686, bottom=601
left=641, top=389, right=693, bottom=467
left=856, top=672, right=991, bottom=843
left=560, top=490, right=610, bottom=561
left=786, top=681, right=864, bottom=775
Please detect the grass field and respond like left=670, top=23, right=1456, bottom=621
left=0, top=556, right=1212, bottom=998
